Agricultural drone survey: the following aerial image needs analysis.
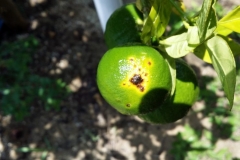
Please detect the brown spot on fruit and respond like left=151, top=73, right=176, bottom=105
left=126, top=104, right=131, bottom=107
left=130, top=74, right=145, bottom=92
left=130, top=74, right=143, bottom=85
left=137, top=84, right=144, bottom=92
left=148, top=61, right=151, bottom=66
left=130, top=58, right=134, bottom=61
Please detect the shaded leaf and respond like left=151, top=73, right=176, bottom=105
left=161, top=52, right=176, bottom=96
left=169, top=0, right=190, bottom=23
left=141, top=0, right=172, bottom=44
left=136, top=0, right=153, bottom=17
left=220, top=36, right=240, bottom=57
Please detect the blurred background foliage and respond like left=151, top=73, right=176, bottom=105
left=171, top=74, right=240, bottom=159
left=0, top=36, right=70, bottom=121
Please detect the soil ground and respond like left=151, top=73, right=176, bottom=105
left=0, top=0, right=240, bottom=160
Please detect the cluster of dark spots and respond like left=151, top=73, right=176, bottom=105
left=130, top=74, right=145, bottom=92
left=130, top=74, right=143, bottom=85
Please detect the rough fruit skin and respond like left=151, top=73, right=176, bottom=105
left=138, top=59, right=199, bottom=124
left=97, top=46, right=172, bottom=115
left=104, top=3, right=143, bottom=49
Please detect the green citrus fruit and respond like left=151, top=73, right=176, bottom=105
left=104, top=3, right=143, bottom=49
left=138, top=59, right=199, bottom=124
left=97, top=46, right=172, bottom=115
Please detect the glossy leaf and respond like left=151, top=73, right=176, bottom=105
left=216, top=6, right=240, bottom=34
left=196, top=0, right=217, bottom=42
left=194, top=36, right=240, bottom=63
left=215, top=24, right=232, bottom=36
left=160, top=33, right=195, bottom=58
left=206, top=36, right=236, bottom=109
left=187, top=26, right=200, bottom=47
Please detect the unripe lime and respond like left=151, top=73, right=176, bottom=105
left=97, top=46, right=172, bottom=115
left=139, top=59, right=199, bottom=123
left=104, top=3, right=143, bottom=49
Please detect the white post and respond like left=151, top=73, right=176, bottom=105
left=93, top=0, right=123, bottom=32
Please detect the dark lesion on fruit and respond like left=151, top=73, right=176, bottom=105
left=137, top=84, right=144, bottom=92
left=130, top=74, right=145, bottom=92
left=130, top=74, right=143, bottom=85
left=126, top=103, right=131, bottom=107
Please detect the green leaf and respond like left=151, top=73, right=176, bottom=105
left=216, top=6, right=240, bottom=34
left=159, top=32, right=195, bottom=58
left=194, top=43, right=212, bottom=63
left=215, top=25, right=232, bottom=36
left=196, top=0, right=217, bottom=42
left=187, top=26, right=200, bottom=46
left=219, top=36, right=240, bottom=57
left=194, top=35, right=240, bottom=63
left=141, top=0, right=172, bottom=44
left=206, top=36, right=236, bottom=109
left=136, top=0, right=153, bottom=17
left=161, top=52, right=176, bottom=96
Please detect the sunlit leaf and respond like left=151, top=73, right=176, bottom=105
left=196, top=0, right=217, bottom=42
left=194, top=35, right=240, bottom=63
left=194, top=44, right=212, bottom=63
left=187, top=26, right=200, bottom=46
left=215, top=25, right=232, bottom=36
left=206, top=36, right=236, bottom=109
left=160, top=32, right=195, bottom=58
left=216, top=6, right=240, bottom=34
